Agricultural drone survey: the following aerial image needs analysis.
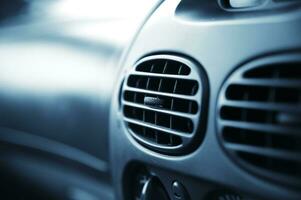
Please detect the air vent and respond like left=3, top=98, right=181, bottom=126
left=217, top=54, right=301, bottom=186
left=121, top=55, right=208, bottom=155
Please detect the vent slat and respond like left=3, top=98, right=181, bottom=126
left=232, top=79, right=301, bottom=88
left=123, top=101, right=196, bottom=118
left=226, top=84, right=301, bottom=103
left=124, top=117, right=192, bottom=138
left=124, top=105, right=194, bottom=134
left=136, top=59, right=191, bottom=75
left=223, top=127, right=301, bottom=152
left=125, top=87, right=196, bottom=101
left=244, top=63, right=301, bottom=79
left=129, top=123, right=183, bottom=147
left=223, top=100, right=301, bottom=113
left=128, top=75, right=198, bottom=95
left=218, top=58, right=301, bottom=184
left=221, top=120, right=301, bottom=137
left=130, top=72, right=194, bottom=79
left=238, top=152, right=301, bottom=180
left=225, top=143, right=301, bottom=163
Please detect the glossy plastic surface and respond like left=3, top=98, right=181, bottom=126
left=110, top=0, right=301, bottom=199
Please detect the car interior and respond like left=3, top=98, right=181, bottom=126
left=0, top=0, right=301, bottom=199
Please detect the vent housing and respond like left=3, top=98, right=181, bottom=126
left=121, top=55, right=207, bottom=155
left=217, top=54, right=301, bottom=186
left=218, top=0, right=301, bottom=12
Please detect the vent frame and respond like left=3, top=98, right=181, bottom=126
left=217, top=53, right=301, bottom=187
left=121, top=54, right=208, bottom=155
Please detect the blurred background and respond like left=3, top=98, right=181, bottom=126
left=0, top=0, right=158, bottom=199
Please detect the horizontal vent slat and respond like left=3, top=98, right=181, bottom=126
left=239, top=152, right=301, bottom=179
left=130, top=71, right=193, bottom=79
left=123, top=91, right=198, bottom=114
left=223, top=126, right=301, bottom=152
left=221, top=120, right=301, bottom=137
left=124, top=117, right=192, bottom=138
left=223, top=100, right=301, bottom=113
left=226, top=84, right=301, bottom=103
left=231, top=79, right=301, bottom=88
left=136, top=59, right=191, bottom=75
left=129, top=123, right=182, bottom=147
left=123, top=101, right=196, bottom=118
left=244, top=63, right=301, bottom=79
left=127, top=75, right=198, bottom=96
left=124, top=105, right=194, bottom=134
left=125, top=87, right=196, bottom=100
left=220, top=106, right=301, bottom=126
left=225, top=143, right=301, bottom=163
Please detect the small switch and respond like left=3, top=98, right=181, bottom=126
left=229, top=0, right=264, bottom=8
left=172, top=181, right=190, bottom=200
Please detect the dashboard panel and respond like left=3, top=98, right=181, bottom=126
left=110, top=0, right=301, bottom=199
left=1, top=0, right=301, bottom=199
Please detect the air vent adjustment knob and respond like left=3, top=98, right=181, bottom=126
left=144, top=96, right=164, bottom=108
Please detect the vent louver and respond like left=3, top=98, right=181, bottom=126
left=122, top=55, right=208, bottom=155
left=217, top=54, right=301, bottom=186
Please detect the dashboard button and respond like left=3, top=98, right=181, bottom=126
left=172, top=181, right=190, bottom=200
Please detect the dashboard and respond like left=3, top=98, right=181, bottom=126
left=0, top=0, right=301, bottom=199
